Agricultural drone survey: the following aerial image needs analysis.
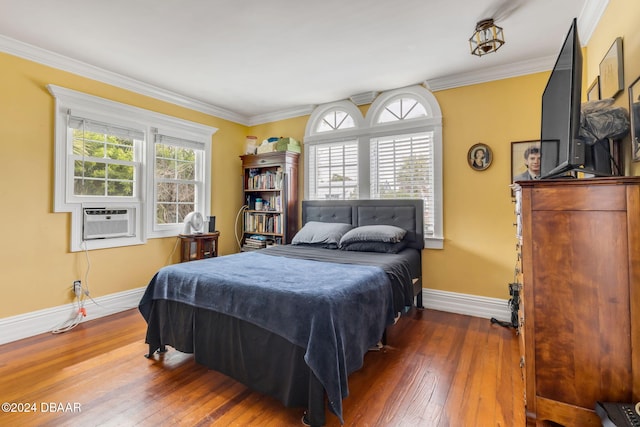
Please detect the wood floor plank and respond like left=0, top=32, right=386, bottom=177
left=0, top=307, right=524, bottom=426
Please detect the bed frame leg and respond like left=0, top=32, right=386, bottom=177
left=302, top=373, right=326, bottom=426
left=416, top=291, right=424, bottom=309
left=144, top=344, right=167, bottom=358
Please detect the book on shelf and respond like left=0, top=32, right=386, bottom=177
left=244, top=212, right=283, bottom=234
left=246, top=168, right=284, bottom=190
left=242, top=234, right=279, bottom=251
left=245, top=194, right=282, bottom=212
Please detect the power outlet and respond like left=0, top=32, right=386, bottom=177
left=73, top=280, right=82, bottom=297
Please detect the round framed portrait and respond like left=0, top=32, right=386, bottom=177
left=468, top=143, right=492, bottom=171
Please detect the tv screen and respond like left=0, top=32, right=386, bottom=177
left=539, top=18, right=584, bottom=179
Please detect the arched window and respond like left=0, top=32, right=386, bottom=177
left=316, top=109, right=356, bottom=132
left=305, top=101, right=364, bottom=200
left=376, top=96, right=428, bottom=123
left=304, top=86, right=443, bottom=248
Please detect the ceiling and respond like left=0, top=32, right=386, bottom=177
left=0, top=0, right=606, bottom=125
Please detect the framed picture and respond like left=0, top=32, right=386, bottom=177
left=468, top=143, right=492, bottom=171
left=511, top=140, right=541, bottom=183
left=630, top=76, right=640, bottom=162
left=587, top=76, right=600, bottom=101
left=599, top=37, right=624, bottom=99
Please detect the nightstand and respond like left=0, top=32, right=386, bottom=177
left=179, top=232, right=219, bottom=262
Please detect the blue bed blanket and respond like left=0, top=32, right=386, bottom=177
left=138, top=251, right=395, bottom=423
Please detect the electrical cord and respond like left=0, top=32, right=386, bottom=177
left=51, top=242, right=90, bottom=334
left=166, top=236, right=180, bottom=265
left=235, top=205, right=248, bottom=250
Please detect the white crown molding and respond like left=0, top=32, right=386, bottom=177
left=1, top=0, right=608, bottom=127
left=578, top=0, right=609, bottom=45
left=0, top=34, right=559, bottom=125
left=350, top=91, right=380, bottom=106
left=247, top=104, right=317, bottom=126
left=0, top=287, right=147, bottom=345
left=427, top=55, right=557, bottom=91
left=0, top=34, right=249, bottom=126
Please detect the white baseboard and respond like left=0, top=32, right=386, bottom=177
left=421, top=288, right=512, bottom=322
left=0, top=287, right=147, bottom=345
left=0, top=287, right=511, bottom=346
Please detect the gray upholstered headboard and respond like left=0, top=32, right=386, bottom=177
left=301, top=199, right=424, bottom=250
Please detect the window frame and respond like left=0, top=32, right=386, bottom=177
left=304, top=86, right=443, bottom=248
left=67, top=116, right=143, bottom=202
left=149, top=129, right=211, bottom=238
left=49, top=85, right=216, bottom=251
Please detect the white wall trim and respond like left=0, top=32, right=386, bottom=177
left=0, top=287, right=511, bottom=346
left=0, top=287, right=146, bottom=345
left=422, top=288, right=511, bottom=322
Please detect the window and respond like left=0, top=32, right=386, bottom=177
left=308, top=141, right=359, bottom=199
left=371, top=132, right=435, bottom=235
left=316, top=109, right=356, bottom=132
left=50, top=85, right=216, bottom=251
left=153, top=133, right=206, bottom=230
left=69, top=117, right=141, bottom=199
left=304, top=86, right=443, bottom=248
left=377, top=97, right=428, bottom=123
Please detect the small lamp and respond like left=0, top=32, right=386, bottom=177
left=469, top=19, right=505, bottom=57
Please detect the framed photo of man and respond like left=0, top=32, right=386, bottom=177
left=511, top=140, right=541, bottom=184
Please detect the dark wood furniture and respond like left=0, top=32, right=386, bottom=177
left=240, top=151, right=299, bottom=249
left=179, top=232, right=219, bottom=262
left=516, top=176, right=640, bottom=426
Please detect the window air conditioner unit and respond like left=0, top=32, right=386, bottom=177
left=83, top=208, right=134, bottom=240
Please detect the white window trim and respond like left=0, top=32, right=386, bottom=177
left=304, top=100, right=365, bottom=143
left=304, top=85, right=443, bottom=249
left=148, top=127, right=212, bottom=238
left=49, top=85, right=217, bottom=251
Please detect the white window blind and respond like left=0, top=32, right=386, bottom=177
left=371, top=132, right=435, bottom=236
left=154, top=133, right=205, bottom=226
left=308, top=140, right=359, bottom=199
left=304, top=86, right=443, bottom=247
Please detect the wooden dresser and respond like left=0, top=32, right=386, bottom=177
left=516, top=176, right=640, bottom=426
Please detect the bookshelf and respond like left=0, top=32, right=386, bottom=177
left=240, top=151, right=299, bottom=251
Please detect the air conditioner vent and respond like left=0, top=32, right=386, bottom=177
left=83, top=207, right=134, bottom=240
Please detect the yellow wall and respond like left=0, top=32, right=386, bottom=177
left=0, top=52, right=246, bottom=318
left=2, top=0, right=637, bottom=319
left=583, top=0, right=640, bottom=175
left=427, top=74, right=546, bottom=297
left=248, top=0, right=640, bottom=300
left=251, top=74, right=548, bottom=299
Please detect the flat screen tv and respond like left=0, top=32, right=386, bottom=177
left=539, top=18, right=584, bottom=178
left=539, top=18, right=615, bottom=179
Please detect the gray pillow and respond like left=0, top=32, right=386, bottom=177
left=291, top=221, right=353, bottom=249
left=339, top=224, right=407, bottom=246
left=340, top=240, right=408, bottom=254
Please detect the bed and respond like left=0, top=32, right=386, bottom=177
left=139, top=199, right=424, bottom=426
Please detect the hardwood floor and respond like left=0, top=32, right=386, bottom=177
left=0, top=307, right=524, bottom=426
